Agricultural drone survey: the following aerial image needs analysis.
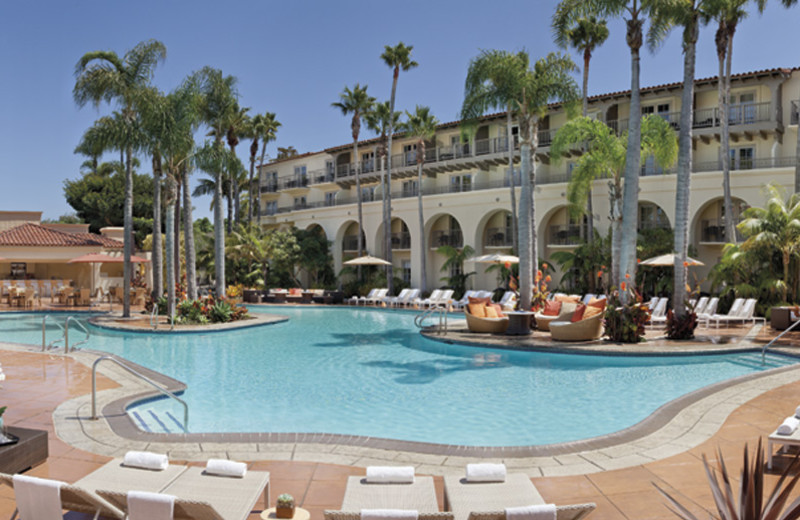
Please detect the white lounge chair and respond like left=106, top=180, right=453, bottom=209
left=693, top=296, right=709, bottom=316
left=398, top=289, right=420, bottom=307
left=649, top=297, right=669, bottom=326
left=384, top=288, right=411, bottom=307
left=349, top=289, right=377, bottom=306
left=415, top=289, right=443, bottom=309
left=704, top=297, right=746, bottom=328
left=581, top=294, right=596, bottom=305
left=768, top=417, right=800, bottom=469
left=0, top=473, right=124, bottom=520
left=497, top=291, right=517, bottom=310
left=697, top=297, right=719, bottom=323
left=366, top=288, right=388, bottom=306
left=452, top=290, right=479, bottom=310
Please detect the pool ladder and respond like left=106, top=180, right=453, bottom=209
left=415, top=305, right=448, bottom=335
left=41, top=315, right=91, bottom=353
left=150, top=303, right=176, bottom=331
left=761, top=317, right=800, bottom=363
left=91, top=355, right=188, bottom=430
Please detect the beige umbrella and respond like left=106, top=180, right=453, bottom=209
left=344, top=255, right=391, bottom=266
left=469, top=253, right=520, bottom=264
left=639, top=253, right=704, bottom=267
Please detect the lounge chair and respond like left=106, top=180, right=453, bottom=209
left=74, top=458, right=189, bottom=497
left=497, top=291, right=517, bottom=311
left=0, top=473, right=124, bottom=520
left=443, top=472, right=595, bottom=520
left=697, top=297, right=719, bottom=322
left=326, top=513, right=453, bottom=520
left=415, top=289, right=443, bottom=309
left=704, top=297, right=752, bottom=328
left=349, top=289, right=376, bottom=306
left=464, top=306, right=509, bottom=334
left=384, top=288, right=411, bottom=307
left=768, top=416, right=800, bottom=469
left=397, top=289, right=420, bottom=307
left=366, top=288, right=389, bottom=306
left=452, top=290, right=479, bottom=310
left=648, top=298, right=669, bottom=326
left=549, top=312, right=604, bottom=341
left=581, top=294, right=596, bottom=305
left=534, top=301, right=578, bottom=332
left=337, top=474, right=441, bottom=512
left=693, top=296, right=709, bottom=316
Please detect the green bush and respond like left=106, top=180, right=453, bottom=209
left=209, top=301, right=233, bottom=323
left=604, top=288, right=650, bottom=343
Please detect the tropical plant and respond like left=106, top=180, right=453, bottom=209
left=437, top=245, right=476, bottom=300
left=226, top=225, right=301, bottom=289
left=665, top=306, right=698, bottom=339
left=332, top=84, right=376, bottom=277
left=250, top=111, right=281, bottom=224
left=209, top=300, right=233, bottom=323
left=380, top=42, right=418, bottom=296
left=293, top=227, right=336, bottom=288
left=276, top=146, right=298, bottom=160
left=656, top=439, right=800, bottom=520
left=402, top=106, right=439, bottom=293
left=604, top=282, right=650, bottom=343
left=551, top=231, right=611, bottom=294
left=74, top=39, right=167, bottom=317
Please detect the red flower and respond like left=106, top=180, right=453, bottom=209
left=637, top=258, right=641, bottom=264
left=682, top=261, right=689, bottom=267
left=597, top=270, right=603, bottom=278
left=621, top=282, right=627, bottom=291
left=625, top=273, right=631, bottom=279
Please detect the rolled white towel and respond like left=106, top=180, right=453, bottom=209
left=128, top=490, right=175, bottom=520
left=361, top=509, right=419, bottom=520
left=206, top=458, right=247, bottom=478
left=505, top=504, right=557, bottom=520
left=795, top=405, right=800, bottom=419
left=123, top=450, right=169, bottom=471
left=365, top=466, right=415, bottom=484
left=465, top=463, right=506, bottom=482
left=777, top=416, right=800, bottom=435
left=12, top=474, right=63, bottom=520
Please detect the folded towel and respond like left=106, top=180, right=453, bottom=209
left=505, top=504, right=557, bottom=520
left=123, top=450, right=169, bottom=471
left=465, top=463, right=506, bottom=482
left=361, top=509, right=419, bottom=520
left=128, top=490, right=175, bottom=520
left=206, top=458, right=247, bottom=478
left=778, top=416, right=800, bottom=435
left=365, top=466, right=415, bottom=484
left=12, top=474, right=63, bottom=520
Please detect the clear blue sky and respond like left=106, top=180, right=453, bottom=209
left=0, top=0, right=798, bottom=221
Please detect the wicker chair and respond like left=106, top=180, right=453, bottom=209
left=534, top=302, right=577, bottom=331
left=549, top=312, right=604, bottom=341
left=464, top=307, right=509, bottom=334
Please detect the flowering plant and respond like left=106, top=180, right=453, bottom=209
left=604, top=275, right=651, bottom=343
left=531, top=263, right=552, bottom=311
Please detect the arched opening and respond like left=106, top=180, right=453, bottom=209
left=638, top=201, right=671, bottom=231
left=480, top=210, right=514, bottom=249
left=543, top=206, right=586, bottom=248
left=427, top=214, right=463, bottom=250
left=694, top=197, right=749, bottom=245
left=339, top=221, right=367, bottom=256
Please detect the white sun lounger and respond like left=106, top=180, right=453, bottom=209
left=384, top=288, right=411, bottom=307
left=768, top=422, right=800, bottom=469
left=0, top=473, right=124, bottom=520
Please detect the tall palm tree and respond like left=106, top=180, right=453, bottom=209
left=555, top=16, right=609, bottom=254
left=332, top=84, right=376, bottom=276
left=554, top=1, right=661, bottom=299
left=74, top=134, right=104, bottom=176
left=551, top=115, right=678, bottom=288
left=193, top=67, right=238, bottom=297
left=73, top=39, right=166, bottom=317
left=247, top=114, right=264, bottom=225
left=381, top=42, right=418, bottom=295
left=255, top=112, right=280, bottom=225
left=402, top=106, right=439, bottom=293
left=221, top=103, right=250, bottom=230
left=365, top=101, right=401, bottom=261
left=460, top=50, right=528, bottom=255
left=276, top=146, right=298, bottom=160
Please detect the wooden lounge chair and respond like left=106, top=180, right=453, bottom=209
left=768, top=421, right=800, bottom=469
left=74, top=458, right=189, bottom=497
left=0, top=473, right=125, bottom=520
left=339, top=474, right=441, bottom=511
left=443, top=473, right=595, bottom=520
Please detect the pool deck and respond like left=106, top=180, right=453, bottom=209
left=3, top=324, right=800, bottom=518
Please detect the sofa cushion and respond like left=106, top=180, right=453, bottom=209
left=555, top=294, right=581, bottom=304
left=485, top=305, right=499, bottom=318
left=588, top=297, right=607, bottom=310
left=583, top=305, right=603, bottom=320
left=468, top=296, right=491, bottom=305
left=571, top=304, right=587, bottom=322
left=490, top=303, right=505, bottom=318
left=542, top=300, right=562, bottom=316
left=468, top=303, right=487, bottom=318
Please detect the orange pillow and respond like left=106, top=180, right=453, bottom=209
left=555, top=294, right=581, bottom=304
left=468, top=296, right=491, bottom=305
left=583, top=306, right=603, bottom=319
left=571, top=304, right=586, bottom=322
left=588, top=297, right=607, bottom=311
left=290, top=288, right=302, bottom=296
left=490, top=303, right=505, bottom=318
left=468, top=303, right=487, bottom=318
left=542, top=300, right=562, bottom=316
left=485, top=305, right=499, bottom=318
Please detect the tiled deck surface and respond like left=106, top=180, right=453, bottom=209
left=2, top=328, right=800, bottom=518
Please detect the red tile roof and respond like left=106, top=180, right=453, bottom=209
left=0, top=223, right=123, bottom=248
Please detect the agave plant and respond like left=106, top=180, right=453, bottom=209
left=656, top=439, right=800, bottom=519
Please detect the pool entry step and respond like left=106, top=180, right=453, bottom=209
left=128, top=408, right=187, bottom=434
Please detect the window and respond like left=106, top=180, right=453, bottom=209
left=326, top=160, right=334, bottom=175
left=293, top=196, right=307, bottom=209
left=361, top=151, right=375, bottom=172
left=403, top=144, right=417, bottom=166
left=729, top=147, right=754, bottom=170
left=450, top=174, right=472, bottom=192
left=730, top=92, right=757, bottom=124
left=639, top=203, right=668, bottom=230
left=402, top=180, right=418, bottom=197
left=325, top=192, right=336, bottom=207
left=449, top=259, right=463, bottom=279
left=402, top=261, right=411, bottom=285
left=262, top=171, right=278, bottom=191
left=293, top=165, right=307, bottom=186
left=361, top=186, right=375, bottom=202
left=641, top=155, right=665, bottom=176
left=265, top=201, right=277, bottom=216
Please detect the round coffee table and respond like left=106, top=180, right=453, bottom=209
left=505, top=310, right=534, bottom=335
left=261, top=507, right=311, bottom=520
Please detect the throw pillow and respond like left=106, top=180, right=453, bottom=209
left=490, top=303, right=505, bottom=318
left=555, top=294, right=581, bottom=304
left=588, top=297, right=607, bottom=311
left=583, top=305, right=602, bottom=319
left=468, top=296, right=491, bottom=305
left=468, top=303, right=487, bottom=318
left=571, top=304, right=587, bottom=322
left=485, top=305, right=499, bottom=318
left=542, top=300, right=562, bottom=316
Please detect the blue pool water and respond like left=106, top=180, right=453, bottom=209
left=0, top=308, right=795, bottom=446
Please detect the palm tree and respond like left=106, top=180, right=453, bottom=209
left=255, top=112, right=280, bottom=225
left=551, top=115, right=678, bottom=288
left=74, top=134, right=104, bottom=176
left=365, top=101, right=401, bottom=264
left=555, top=16, right=609, bottom=253
left=738, top=183, right=800, bottom=303
left=276, top=146, right=298, bottom=160
left=554, top=1, right=662, bottom=298
left=193, top=67, right=238, bottom=297
left=460, top=50, right=528, bottom=255
left=73, top=39, right=166, bottom=317
left=332, top=84, right=376, bottom=278
left=215, top=103, right=250, bottom=231
left=381, top=42, right=418, bottom=296
left=402, top=106, right=439, bottom=293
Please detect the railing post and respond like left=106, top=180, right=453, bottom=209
left=42, top=315, right=47, bottom=351
left=65, top=317, right=70, bottom=353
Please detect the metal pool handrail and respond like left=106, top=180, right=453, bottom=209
left=150, top=304, right=159, bottom=330
left=65, top=316, right=90, bottom=352
left=762, top=317, right=800, bottom=364
left=91, top=355, right=188, bottom=429
left=414, top=306, right=448, bottom=335
left=42, top=315, right=66, bottom=351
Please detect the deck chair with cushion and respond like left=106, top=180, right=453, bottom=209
left=0, top=473, right=125, bottom=520
left=497, top=291, right=517, bottom=311
left=534, top=301, right=577, bottom=332
left=384, top=288, right=412, bottom=307
left=648, top=298, right=669, bottom=326
left=350, top=288, right=377, bottom=306
left=452, top=290, right=479, bottom=310
left=768, top=411, right=800, bottom=469
left=704, top=297, right=749, bottom=328
left=443, top=467, right=595, bottom=520
left=549, top=303, right=604, bottom=342
left=465, top=305, right=509, bottom=334
left=397, top=289, right=420, bottom=308
left=331, top=467, right=441, bottom=514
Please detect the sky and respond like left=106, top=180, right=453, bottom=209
left=0, top=0, right=798, bottom=222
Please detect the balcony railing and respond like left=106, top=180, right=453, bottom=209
left=342, top=235, right=361, bottom=252
left=277, top=176, right=309, bottom=190
left=638, top=220, right=670, bottom=232
left=700, top=218, right=744, bottom=243
left=486, top=227, right=513, bottom=247
left=431, top=229, right=463, bottom=249
left=391, top=232, right=411, bottom=250
left=548, top=225, right=584, bottom=246
left=260, top=182, right=279, bottom=193
left=607, top=102, right=772, bottom=135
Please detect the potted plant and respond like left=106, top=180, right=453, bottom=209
left=276, top=493, right=295, bottom=519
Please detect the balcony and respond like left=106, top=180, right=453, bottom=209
left=607, top=102, right=772, bottom=136
left=548, top=225, right=584, bottom=246
left=309, top=169, right=336, bottom=185
left=431, top=229, right=463, bottom=249
left=700, top=218, right=744, bottom=244
left=638, top=220, right=670, bottom=232
left=391, top=232, right=411, bottom=250
left=485, top=227, right=513, bottom=247
left=342, top=235, right=361, bottom=252
left=260, top=182, right=279, bottom=194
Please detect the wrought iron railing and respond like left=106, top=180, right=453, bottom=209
left=700, top=218, right=744, bottom=243
left=548, top=225, right=584, bottom=246
left=431, top=230, right=463, bottom=249
left=486, top=227, right=513, bottom=247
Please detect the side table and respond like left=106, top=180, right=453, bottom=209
left=505, top=311, right=534, bottom=335
left=261, top=507, right=311, bottom=520
left=0, top=426, right=48, bottom=474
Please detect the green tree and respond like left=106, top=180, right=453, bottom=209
left=332, top=84, right=376, bottom=276
left=254, top=112, right=280, bottom=225
left=293, top=227, right=336, bottom=288
left=401, top=106, right=439, bottom=293
left=437, top=245, right=476, bottom=300
left=381, top=42, right=418, bottom=296
left=74, top=39, right=166, bottom=317
left=276, top=146, right=298, bottom=160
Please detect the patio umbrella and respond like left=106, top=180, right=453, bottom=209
left=469, top=253, right=520, bottom=264
left=68, top=253, right=151, bottom=304
left=639, top=253, right=704, bottom=267
left=343, top=255, right=391, bottom=266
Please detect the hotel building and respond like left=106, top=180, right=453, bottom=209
left=257, top=67, right=800, bottom=291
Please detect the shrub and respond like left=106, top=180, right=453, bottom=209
left=209, top=301, right=233, bottom=323
left=604, top=285, right=650, bottom=343
left=665, top=308, right=697, bottom=340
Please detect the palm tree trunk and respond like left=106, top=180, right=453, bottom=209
left=151, top=155, right=163, bottom=300
left=719, top=43, right=735, bottom=244
left=123, top=145, right=133, bottom=318
left=248, top=141, right=257, bottom=224
left=673, top=22, right=698, bottom=319
left=784, top=250, right=790, bottom=302
left=182, top=164, right=198, bottom=300
left=386, top=70, right=399, bottom=297
left=417, top=158, right=427, bottom=293
left=354, top=141, right=363, bottom=282
left=214, top=165, right=226, bottom=296
left=619, top=19, right=644, bottom=301
left=583, top=50, right=596, bottom=292
left=506, top=110, right=518, bottom=254
left=174, top=175, right=181, bottom=289
left=380, top=147, right=388, bottom=269
left=165, top=175, right=176, bottom=320
left=227, top=164, right=234, bottom=234
left=258, top=144, right=268, bottom=226
left=518, top=113, right=537, bottom=311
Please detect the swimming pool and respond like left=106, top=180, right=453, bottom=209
left=0, top=308, right=795, bottom=446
